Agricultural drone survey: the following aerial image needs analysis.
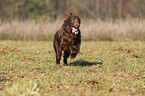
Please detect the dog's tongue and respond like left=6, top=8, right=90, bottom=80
left=72, top=27, right=78, bottom=34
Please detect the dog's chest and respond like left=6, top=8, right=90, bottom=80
left=62, top=34, right=80, bottom=46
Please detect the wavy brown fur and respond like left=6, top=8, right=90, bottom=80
left=53, top=12, right=81, bottom=65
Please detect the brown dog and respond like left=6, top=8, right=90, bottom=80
left=53, top=12, right=81, bottom=65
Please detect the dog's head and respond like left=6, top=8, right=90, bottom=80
left=64, top=12, right=81, bottom=33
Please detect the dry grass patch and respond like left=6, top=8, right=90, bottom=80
left=0, top=19, right=145, bottom=41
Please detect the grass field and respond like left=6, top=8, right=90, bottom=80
left=0, top=41, right=145, bottom=96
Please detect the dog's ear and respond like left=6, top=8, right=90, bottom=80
left=64, top=12, right=73, bottom=23
left=66, top=12, right=73, bottom=16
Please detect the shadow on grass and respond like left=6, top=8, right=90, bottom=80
left=68, top=59, right=102, bottom=67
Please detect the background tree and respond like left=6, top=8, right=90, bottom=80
left=0, top=0, right=145, bottom=21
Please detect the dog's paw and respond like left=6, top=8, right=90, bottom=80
left=70, top=53, right=77, bottom=58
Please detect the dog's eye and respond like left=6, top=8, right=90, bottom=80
left=72, top=19, right=75, bottom=22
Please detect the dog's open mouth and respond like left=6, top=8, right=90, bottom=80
left=72, top=27, right=78, bottom=34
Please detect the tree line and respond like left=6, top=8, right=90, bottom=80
left=0, top=0, right=145, bottom=21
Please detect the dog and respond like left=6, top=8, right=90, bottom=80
left=53, top=12, right=81, bottom=65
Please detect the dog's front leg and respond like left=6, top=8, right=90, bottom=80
left=60, top=41, right=70, bottom=65
left=70, top=44, right=80, bottom=58
left=63, top=50, right=70, bottom=65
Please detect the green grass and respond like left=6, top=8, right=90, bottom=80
left=0, top=41, right=145, bottom=96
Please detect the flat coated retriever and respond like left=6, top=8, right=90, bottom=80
left=53, top=12, right=81, bottom=65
